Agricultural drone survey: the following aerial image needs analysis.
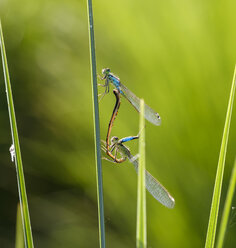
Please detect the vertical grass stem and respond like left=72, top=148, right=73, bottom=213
left=216, top=158, right=236, bottom=248
left=136, top=99, right=146, bottom=248
left=205, top=65, right=236, bottom=248
left=86, top=2, right=106, bottom=247
left=0, top=20, right=34, bottom=248
left=15, top=204, right=24, bottom=248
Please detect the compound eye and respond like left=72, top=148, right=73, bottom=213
left=111, top=136, right=118, bottom=142
left=102, top=68, right=110, bottom=74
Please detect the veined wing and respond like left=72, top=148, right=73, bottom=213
left=116, top=143, right=175, bottom=208
left=130, top=156, right=175, bottom=208
left=144, top=168, right=175, bottom=208
left=119, top=83, right=161, bottom=126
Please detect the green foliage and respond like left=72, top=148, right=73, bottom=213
left=0, top=0, right=236, bottom=247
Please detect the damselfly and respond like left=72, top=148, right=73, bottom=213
left=104, top=89, right=138, bottom=163
left=102, top=89, right=175, bottom=208
left=99, top=68, right=161, bottom=126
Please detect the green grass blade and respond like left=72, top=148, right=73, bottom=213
left=216, top=158, right=236, bottom=248
left=15, top=204, right=24, bottom=248
left=136, top=99, right=147, bottom=248
left=86, top=1, right=106, bottom=247
left=204, top=65, right=236, bottom=248
left=0, top=20, right=34, bottom=248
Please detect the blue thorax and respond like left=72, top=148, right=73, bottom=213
left=108, top=73, right=123, bottom=94
left=108, top=74, right=120, bottom=87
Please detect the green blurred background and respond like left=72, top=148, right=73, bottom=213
left=0, top=0, right=236, bottom=247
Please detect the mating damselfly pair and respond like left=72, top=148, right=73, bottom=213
left=99, top=68, right=175, bottom=208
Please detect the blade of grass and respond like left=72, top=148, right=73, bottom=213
left=15, top=204, right=24, bottom=248
left=136, top=99, right=147, bottom=248
left=86, top=1, right=105, bottom=247
left=205, top=65, right=236, bottom=248
left=216, top=158, right=236, bottom=248
left=0, top=20, right=34, bottom=248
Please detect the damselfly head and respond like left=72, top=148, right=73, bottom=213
left=102, top=68, right=110, bottom=75
left=111, top=136, right=119, bottom=145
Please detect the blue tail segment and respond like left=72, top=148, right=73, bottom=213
left=120, top=136, right=139, bottom=144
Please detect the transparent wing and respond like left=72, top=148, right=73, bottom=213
left=115, top=143, right=175, bottom=208
left=119, top=83, right=161, bottom=126
left=130, top=155, right=175, bottom=208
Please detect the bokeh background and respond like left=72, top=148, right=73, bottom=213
left=0, top=0, right=236, bottom=247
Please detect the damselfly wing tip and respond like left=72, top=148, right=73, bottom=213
left=154, top=113, right=161, bottom=126
left=170, top=196, right=175, bottom=208
left=167, top=195, right=175, bottom=209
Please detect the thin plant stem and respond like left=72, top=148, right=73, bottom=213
left=205, top=65, right=236, bottom=248
left=15, top=204, right=24, bottom=248
left=86, top=1, right=106, bottom=248
left=216, top=158, right=236, bottom=248
left=136, top=99, right=147, bottom=248
left=0, top=20, right=34, bottom=248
